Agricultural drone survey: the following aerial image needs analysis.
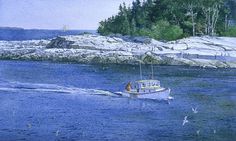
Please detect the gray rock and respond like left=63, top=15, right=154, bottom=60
left=46, top=37, right=74, bottom=48
left=109, top=35, right=152, bottom=44
left=0, top=35, right=236, bottom=68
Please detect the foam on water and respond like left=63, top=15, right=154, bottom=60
left=0, top=81, right=116, bottom=97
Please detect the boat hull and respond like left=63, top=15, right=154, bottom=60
left=137, top=88, right=171, bottom=100
left=116, top=88, right=171, bottom=100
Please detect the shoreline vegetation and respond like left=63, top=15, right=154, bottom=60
left=98, top=0, right=236, bottom=41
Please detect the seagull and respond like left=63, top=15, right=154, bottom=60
left=213, top=129, right=216, bottom=134
left=12, top=110, right=16, bottom=116
left=56, top=130, right=60, bottom=136
left=182, top=116, right=189, bottom=126
left=192, top=107, right=198, bottom=114
left=141, top=102, right=146, bottom=108
left=167, top=100, right=170, bottom=105
left=196, top=130, right=200, bottom=135
left=27, top=123, right=32, bottom=129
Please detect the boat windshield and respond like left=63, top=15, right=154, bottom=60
left=135, top=80, right=160, bottom=89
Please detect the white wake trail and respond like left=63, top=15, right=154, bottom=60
left=0, top=81, right=116, bottom=97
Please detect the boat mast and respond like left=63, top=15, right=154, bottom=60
left=62, top=25, right=67, bottom=32
left=151, top=62, right=154, bottom=79
left=139, top=61, right=142, bottom=80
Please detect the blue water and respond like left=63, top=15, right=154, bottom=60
left=0, top=28, right=97, bottom=41
left=0, top=60, right=235, bottom=141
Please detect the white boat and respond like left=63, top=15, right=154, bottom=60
left=116, top=80, right=172, bottom=100
left=115, top=62, right=172, bottom=100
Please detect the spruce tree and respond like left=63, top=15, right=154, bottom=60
left=98, top=0, right=234, bottom=40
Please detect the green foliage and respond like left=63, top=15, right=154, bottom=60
left=165, top=25, right=184, bottom=40
left=222, top=26, right=236, bottom=37
left=151, top=20, right=169, bottom=40
left=98, top=0, right=235, bottom=40
left=133, top=20, right=183, bottom=41
left=136, top=28, right=152, bottom=37
left=150, top=20, right=183, bottom=41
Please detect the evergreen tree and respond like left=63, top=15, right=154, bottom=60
left=130, top=18, right=137, bottom=35
left=97, top=0, right=235, bottom=40
left=120, top=3, right=131, bottom=35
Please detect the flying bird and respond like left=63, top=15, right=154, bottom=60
left=167, top=100, right=170, bottom=105
left=182, top=116, right=189, bottom=126
left=213, top=129, right=216, bottom=134
left=192, top=107, right=198, bottom=114
left=12, top=110, right=16, bottom=116
left=56, top=130, right=60, bottom=136
left=27, top=123, right=32, bottom=129
left=196, top=130, right=200, bottom=135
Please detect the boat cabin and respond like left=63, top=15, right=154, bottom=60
left=133, top=80, right=161, bottom=93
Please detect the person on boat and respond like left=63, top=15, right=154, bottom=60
left=125, top=82, right=132, bottom=92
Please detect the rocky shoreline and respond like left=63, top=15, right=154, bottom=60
left=0, top=34, right=236, bottom=68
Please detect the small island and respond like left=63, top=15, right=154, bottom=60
left=0, top=34, right=236, bottom=68
left=0, top=0, right=236, bottom=68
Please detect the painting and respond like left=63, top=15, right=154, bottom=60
left=0, top=0, right=235, bottom=140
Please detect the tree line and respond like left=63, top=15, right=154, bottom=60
left=98, top=0, right=236, bottom=41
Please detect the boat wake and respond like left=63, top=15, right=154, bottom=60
left=0, top=81, right=116, bottom=97
left=0, top=80, right=173, bottom=101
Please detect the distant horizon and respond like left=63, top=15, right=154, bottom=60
left=0, top=26, right=98, bottom=31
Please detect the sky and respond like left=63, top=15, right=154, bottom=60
left=0, top=0, right=134, bottom=30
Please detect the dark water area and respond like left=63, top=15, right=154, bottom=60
left=0, top=60, right=235, bottom=141
left=0, top=28, right=97, bottom=41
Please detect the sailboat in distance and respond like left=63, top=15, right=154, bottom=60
left=115, top=63, right=172, bottom=100
left=62, top=25, right=68, bottom=32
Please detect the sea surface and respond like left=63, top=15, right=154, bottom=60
left=0, top=60, right=235, bottom=141
left=0, top=28, right=97, bottom=41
